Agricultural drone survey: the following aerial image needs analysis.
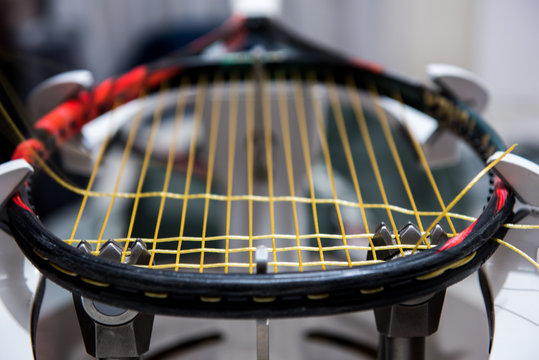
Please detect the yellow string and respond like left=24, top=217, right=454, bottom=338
left=276, top=72, right=304, bottom=271
left=31, top=187, right=485, bottom=215
left=174, top=74, right=208, bottom=270
left=68, top=97, right=124, bottom=247
left=260, top=69, right=279, bottom=273
left=98, top=92, right=148, bottom=245
left=326, top=75, right=376, bottom=259
left=73, top=233, right=430, bottom=244
left=412, top=144, right=517, bottom=252
left=125, top=86, right=169, bottom=243
left=0, top=94, right=89, bottom=205
left=6, top=68, right=535, bottom=274
left=199, top=73, right=224, bottom=272
left=394, top=92, right=457, bottom=236
left=224, top=73, right=240, bottom=273
left=494, top=238, right=539, bottom=270
left=369, top=85, right=427, bottom=246
left=0, top=101, right=26, bottom=144
left=146, top=79, right=189, bottom=266
left=291, top=73, right=326, bottom=268
left=245, top=74, right=255, bottom=273
left=346, top=78, right=404, bottom=256
left=308, top=72, right=352, bottom=267
left=0, top=72, right=33, bottom=136
left=503, top=223, right=539, bottom=230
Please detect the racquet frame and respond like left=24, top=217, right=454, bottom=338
left=6, top=16, right=514, bottom=318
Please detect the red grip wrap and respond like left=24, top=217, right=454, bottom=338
left=351, top=57, right=383, bottom=74
left=34, top=98, right=88, bottom=145
left=437, top=220, right=475, bottom=252
left=86, top=78, right=113, bottom=120
left=111, top=65, right=147, bottom=103
left=12, top=193, right=33, bottom=214
left=437, top=178, right=510, bottom=253
left=146, top=67, right=182, bottom=89
left=31, top=66, right=149, bottom=146
left=225, top=28, right=248, bottom=52
left=494, top=178, right=508, bottom=212
left=188, top=14, right=246, bottom=54
left=27, top=64, right=178, bottom=160
left=86, top=66, right=150, bottom=120
left=11, top=138, right=47, bottom=164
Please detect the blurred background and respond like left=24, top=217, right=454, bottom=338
left=0, top=0, right=537, bottom=359
left=2, top=0, right=538, bottom=143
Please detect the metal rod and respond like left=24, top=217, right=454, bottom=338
left=378, top=336, right=425, bottom=360
left=256, top=318, right=270, bottom=360
left=255, top=246, right=270, bottom=360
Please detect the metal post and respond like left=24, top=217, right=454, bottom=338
left=374, top=291, right=445, bottom=360
left=73, top=240, right=154, bottom=360
left=378, top=336, right=425, bottom=360
left=369, top=222, right=448, bottom=360
left=255, top=246, right=270, bottom=360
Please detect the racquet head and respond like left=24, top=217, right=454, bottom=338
left=6, top=16, right=514, bottom=318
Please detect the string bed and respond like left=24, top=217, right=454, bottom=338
left=3, top=62, right=537, bottom=318
left=24, top=69, right=525, bottom=274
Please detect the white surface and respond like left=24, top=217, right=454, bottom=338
left=230, top=0, right=282, bottom=17
left=490, top=271, right=539, bottom=359
left=0, top=300, right=33, bottom=360
left=485, top=212, right=539, bottom=358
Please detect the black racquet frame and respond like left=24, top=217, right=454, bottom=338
left=6, top=16, right=514, bottom=318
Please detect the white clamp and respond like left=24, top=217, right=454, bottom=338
left=27, top=70, right=94, bottom=121
left=27, top=70, right=98, bottom=175
left=488, top=151, right=539, bottom=208
left=427, top=63, right=489, bottom=114
left=406, top=63, right=491, bottom=168
left=0, top=159, right=38, bottom=332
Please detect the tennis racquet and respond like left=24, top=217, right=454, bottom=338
left=5, top=15, right=514, bottom=320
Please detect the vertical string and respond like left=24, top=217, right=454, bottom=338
left=224, top=73, right=240, bottom=273
left=125, top=84, right=169, bottom=244
left=174, top=74, right=208, bottom=271
left=412, top=144, right=516, bottom=252
left=199, top=73, right=224, bottom=272
left=345, top=77, right=404, bottom=256
left=308, top=72, right=352, bottom=267
left=275, top=72, right=303, bottom=271
left=369, top=85, right=427, bottom=246
left=291, top=73, right=326, bottom=269
left=260, top=71, right=279, bottom=273
left=69, top=96, right=125, bottom=246
left=146, top=79, right=189, bottom=266
left=395, top=93, right=457, bottom=236
left=97, top=90, right=148, bottom=248
left=245, top=74, right=256, bottom=274
left=68, top=129, right=110, bottom=246
left=326, top=75, right=376, bottom=259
